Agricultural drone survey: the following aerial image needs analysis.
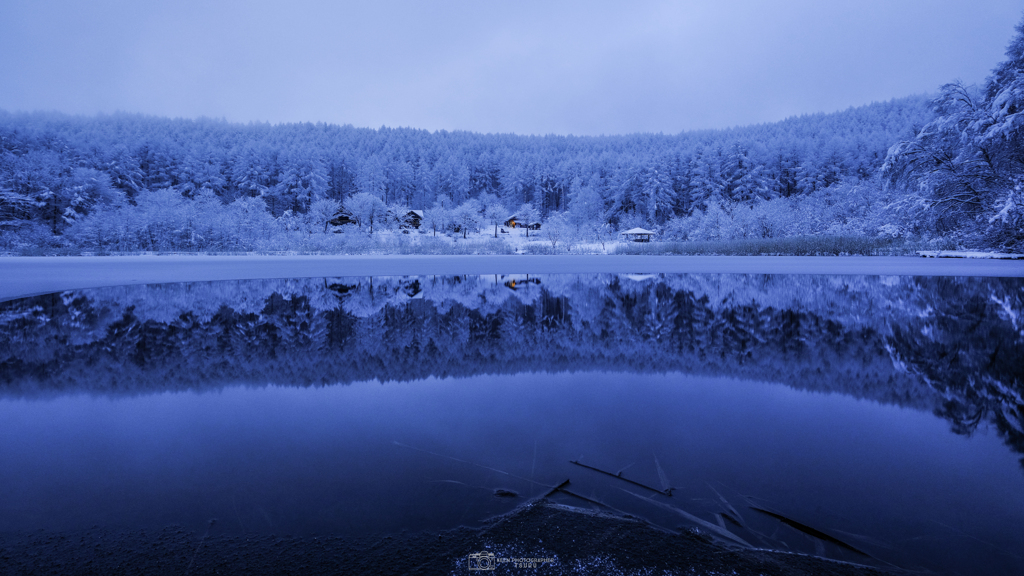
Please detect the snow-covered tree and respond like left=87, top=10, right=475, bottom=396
left=641, top=160, right=677, bottom=223
left=516, top=202, right=540, bottom=237
left=62, top=168, right=120, bottom=226
left=232, top=144, right=269, bottom=200
left=452, top=198, right=483, bottom=238
left=884, top=14, right=1024, bottom=249
left=544, top=211, right=575, bottom=251
left=567, top=176, right=604, bottom=229
left=307, top=198, right=342, bottom=233
left=228, top=196, right=278, bottom=251
left=275, top=153, right=329, bottom=214
left=479, top=193, right=508, bottom=238
left=356, top=154, right=388, bottom=202
left=423, top=199, right=453, bottom=237
left=344, top=192, right=386, bottom=233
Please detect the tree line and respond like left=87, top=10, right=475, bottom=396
left=0, top=95, right=930, bottom=251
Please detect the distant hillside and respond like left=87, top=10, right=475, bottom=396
left=0, top=96, right=932, bottom=252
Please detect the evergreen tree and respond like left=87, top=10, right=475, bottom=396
left=640, top=158, right=676, bottom=224
left=885, top=14, right=1024, bottom=249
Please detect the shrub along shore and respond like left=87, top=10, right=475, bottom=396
left=3, top=233, right=925, bottom=257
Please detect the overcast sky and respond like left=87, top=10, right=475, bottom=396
left=0, top=0, right=1020, bottom=136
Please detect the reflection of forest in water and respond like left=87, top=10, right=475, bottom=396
left=1, top=273, right=1022, bottom=466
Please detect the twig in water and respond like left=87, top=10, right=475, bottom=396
left=542, top=479, right=572, bottom=498
left=749, top=507, right=869, bottom=557
left=654, top=455, right=671, bottom=493
left=543, top=479, right=643, bottom=520
left=620, top=490, right=752, bottom=549
left=706, top=483, right=746, bottom=527
left=570, top=459, right=673, bottom=496
left=430, top=479, right=493, bottom=492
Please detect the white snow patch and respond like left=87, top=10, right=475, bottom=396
left=918, top=250, right=1024, bottom=260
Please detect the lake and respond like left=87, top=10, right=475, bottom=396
left=1, top=272, right=1022, bottom=575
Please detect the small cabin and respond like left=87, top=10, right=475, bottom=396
left=504, top=216, right=519, bottom=228
left=621, top=227, right=656, bottom=242
left=526, top=222, right=541, bottom=231
left=402, top=210, right=424, bottom=229
left=329, top=210, right=358, bottom=227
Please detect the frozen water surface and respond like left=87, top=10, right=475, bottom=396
left=1, top=270, right=1022, bottom=575
left=2, top=254, right=1024, bottom=302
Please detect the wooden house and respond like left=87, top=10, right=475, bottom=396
left=503, top=216, right=541, bottom=230
left=621, top=227, right=656, bottom=242
left=402, top=210, right=424, bottom=229
left=329, top=210, right=358, bottom=228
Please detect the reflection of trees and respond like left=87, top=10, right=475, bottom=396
left=885, top=277, right=1024, bottom=467
left=1, top=273, right=1021, bottom=466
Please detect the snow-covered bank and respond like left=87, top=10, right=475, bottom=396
left=917, top=250, right=1024, bottom=260
left=2, top=254, right=1023, bottom=302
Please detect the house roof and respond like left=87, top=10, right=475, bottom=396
left=621, top=227, right=656, bottom=235
left=409, top=210, right=424, bottom=217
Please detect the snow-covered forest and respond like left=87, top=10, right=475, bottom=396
left=0, top=98, right=926, bottom=254
left=1, top=18, right=1022, bottom=254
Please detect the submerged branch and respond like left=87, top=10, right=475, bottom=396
left=570, top=459, right=673, bottom=496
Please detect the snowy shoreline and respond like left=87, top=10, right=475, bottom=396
left=3, top=254, right=1023, bottom=303
left=917, top=250, right=1024, bottom=260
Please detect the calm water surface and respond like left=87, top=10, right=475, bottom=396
left=1, top=273, right=1022, bottom=575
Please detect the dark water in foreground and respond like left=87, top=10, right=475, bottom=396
left=1, top=273, right=1022, bottom=575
